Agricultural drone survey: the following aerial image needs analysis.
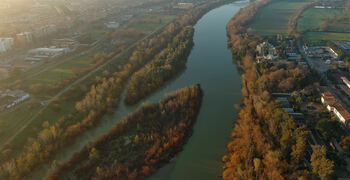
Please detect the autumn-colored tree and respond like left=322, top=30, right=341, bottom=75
left=311, top=145, right=334, bottom=180
left=45, top=85, right=203, bottom=180
left=89, top=148, right=99, bottom=160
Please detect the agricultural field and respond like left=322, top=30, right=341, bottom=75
left=128, top=14, right=176, bottom=33
left=296, top=2, right=350, bottom=44
left=297, top=7, right=348, bottom=32
left=0, top=101, right=41, bottom=148
left=304, top=32, right=350, bottom=44
left=247, top=0, right=311, bottom=35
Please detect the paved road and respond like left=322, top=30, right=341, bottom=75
left=0, top=24, right=166, bottom=151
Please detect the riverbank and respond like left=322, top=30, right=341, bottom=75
left=222, top=0, right=317, bottom=179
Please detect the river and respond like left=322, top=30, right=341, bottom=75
left=30, top=1, right=248, bottom=179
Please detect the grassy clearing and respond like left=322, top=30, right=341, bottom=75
left=297, top=7, right=346, bottom=32
left=129, top=14, right=175, bottom=33
left=297, top=5, right=350, bottom=44
left=303, top=32, right=350, bottom=44
left=0, top=101, right=41, bottom=146
left=247, top=0, right=310, bottom=35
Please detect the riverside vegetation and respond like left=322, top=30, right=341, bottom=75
left=222, top=0, right=335, bottom=179
left=125, top=26, right=194, bottom=105
left=45, top=85, right=203, bottom=180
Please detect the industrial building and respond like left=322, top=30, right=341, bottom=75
left=0, top=89, right=30, bottom=110
left=0, top=38, right=14, bottom=53
left=104, top=21, right=120, bottom=29
left=26, top=47, right=69, bottom=61
left=52, top=38, right=80, bottom=50
left=175, top=3, right=194, bottom=9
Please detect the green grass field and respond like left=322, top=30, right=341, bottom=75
left=129, top=14, right=175, bottom=33
left=296, top=5, right=350, bottom=44
left=247, top=0, right=310, bottom=35
left=0, top=102, right=41, bottom=146
left=304, top=31, right=350, bottom=44
left=297, top=7, right=347, bottom=32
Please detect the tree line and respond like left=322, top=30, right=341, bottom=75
left=45, top=85, right=203, bottom=180
left=125, top=26, right=194, bottom=105
left=223, top=0, right=334, bottom=179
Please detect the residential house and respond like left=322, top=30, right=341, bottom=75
left=341, top=76, right=350, bottom=89
left=321, top=91, right=350, bottom=125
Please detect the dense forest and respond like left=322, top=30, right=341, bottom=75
left=45, top=85, right=203, bottom=180
left=222, top=0, right=333, bottom=179
left=125, top=26, right=194, bottom=105
left=0, top=0, right=235, bottom=179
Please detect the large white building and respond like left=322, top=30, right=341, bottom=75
left=26, top=47, right=69, bottom=61
left=52, top=38, right=80, bottom=50
left=0, top=38, right=14, bottom=53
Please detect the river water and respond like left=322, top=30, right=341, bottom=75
left=31, top=1, right=247, bottom=179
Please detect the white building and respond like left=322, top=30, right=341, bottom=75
left=341, top=77, right=350, bottom=89
left=332, top=103, right=350, bottom=124
left=0, top=38, right=14, bottom=53
left=175, top=3, right=194, bottom=9
left=26, top=47, right=69, bottom=61
left=321, top=91, right=350, bottom=124
left=256, top=42, right=276, bottom=56
left=52, top=39, right=80, bottom=50
left=0, top=89, right=30, bottom=110
left=104, top=22, right=120, bottom=29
